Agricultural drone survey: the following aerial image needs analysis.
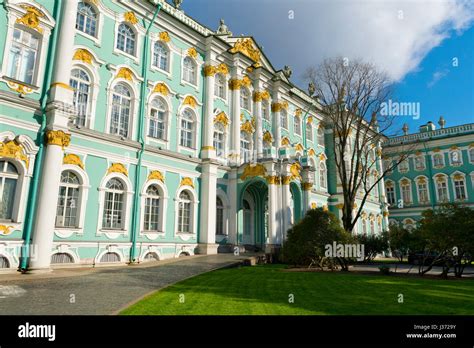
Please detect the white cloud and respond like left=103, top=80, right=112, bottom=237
left=428, top=68, right=450, bottom=87
left=231, top=0, right=474, bottom=83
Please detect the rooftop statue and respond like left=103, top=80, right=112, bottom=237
left=217, top=19, right=232, bottom=35
left=173, top=0, right=183, bottom=9
left=283, top=65, right=292, bottom=79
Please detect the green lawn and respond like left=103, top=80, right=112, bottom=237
left=121, top=265, right=474, bottom=315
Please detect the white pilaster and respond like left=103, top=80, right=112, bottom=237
left=227, top=169, right=238, bottom=244
left=201, top=56, right=216, bottom=159
left=229, top=72, right=241, bottom=166
left=198, top=161, right=219, bottom=254
left=253, top=75, right=263, bottom=159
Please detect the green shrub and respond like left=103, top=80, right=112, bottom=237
left=378, top=265, right=391, bottom=275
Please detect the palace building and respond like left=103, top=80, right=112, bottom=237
left=3, top=0, right=468, bottom=271
left=383, top=119, right=474, bottom=229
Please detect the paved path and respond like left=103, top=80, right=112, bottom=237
left=351, top=263, right=474, bottom=277
left=0, top=254, right=246, bottom=315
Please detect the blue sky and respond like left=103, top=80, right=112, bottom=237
left=167, top=0, right=474, bottom=133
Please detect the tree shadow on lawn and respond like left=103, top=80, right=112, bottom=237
left=123, top=265, right=474, bottom=315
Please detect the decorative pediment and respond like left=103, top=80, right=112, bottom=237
left=73, top=49, right=94, bottom=64
left=63, top=154, right=84, bottom=169
left=16, top=5, right=45, bottom=33
left=281, top=137, right=290, bottom=146
left=241, top=120, right=254, bottom=134
left=187, top=47, right=198, bottom=59
left=229, top=38, right=262, bottom=67
left=214, top=112, right=229, bottom=127
left=241, top=164, right=266, bottom=181
left=0, top=225, right=15, bottom=236
left=124, top=11, right=138, bottom=25
left=180, top=177, right=194, bottom=188
left=295, top=109, right=303, bottom=117
left=116, top=67, right=134, bottom=81
left=159, top=31, right=171, bottom=43
left=308, top=148, right=316, bottom=157
left=295, top=143, right=304, bottom=152
left=183, top=95, right=198, bottom=108
left=107, top=163, right=128, bottom=176
left=0, top=140, right=29, bottom=168
left=290, top=162, right=302, bottom=181
left=263, top=131, right=273, bottom=144
left=153, top=82, right=169, bottom=96
left=148, top=170, right=165, bottom=183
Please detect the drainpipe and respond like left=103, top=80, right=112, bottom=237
left=422, top=139, right=436, bottom=209
left=129, top=3, right=162, bottom=264
left=19, top=0, right=63, bottom=272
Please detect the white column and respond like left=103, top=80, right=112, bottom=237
left=29, top=0, right=78, bottom=271
left=229, top=77, right=241, bottom=166
left=201, top=65, right=216, bottom=159
left=254, top=93, right=263, bottom=159
left=30, top=132, right=70, bottom=271
left=301, top=167, right=313, bottom=216
left=48, top=0, right=79, bottom=105
left=280, top=163, right=292, bottom=242
left=227, top=169, right=238, bottom=245
left=266, top=176, right=279, bottom=252
left=198, top=162, right=218, bottom=254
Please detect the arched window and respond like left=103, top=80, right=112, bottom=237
left=144, top=185, right=161, bottom=231
left=51, top=253, right=74, bottom=264
left=370, top=216, right=375, bottom=235
left=180, top=108, right=195, bottom=148
left=76, top=2, right=98, bottom=37
left=100, top=252, right=120, bottom=263
left=400, top=180, right=412, bottom=204
left=317, top=128, right=324, bottom=146
left=319, top=161, right=327, bottom=189
left=362, top=218, right=367, bottom=235
left=102, top=178, right=125, bottom=229
left=55, top=171, right=80, bottom=228
left=262, top=100, right=270, bottom=121
left=306, top=123, right=313, bottom=142
left=0, top=161, right=19, bottom=220
left=453, top=174, right=467, bottom=201
left=7, top=27, right=40, bottom=85
left=152, top=42, right=169, bottom=71
left=213, top=123, right=225, bottom=157
left=148, top=97, right=167, bottom=140
left=294, top=116, right=301, bottom=135
left=216, top=196, right=224, bottom=235
left=280, top=109, right=288, bottom=129
left=433, top=153, right=444, bottom=168
left=435, top=175, right=449, bottom=202
left=178, top=191, right=192, bottom=233
left=70, top=68, right=91, bottom=127
left=116, top=23, right=135, bottom=56
left=240, top=88, right=250, bottom=110
left=240, top=131, right=251, bottom=162
left=214, top=73, right=226, bottom=99
left=110, top=83, right=132, bottom=137
left=183, top=57, right=196, bottom=84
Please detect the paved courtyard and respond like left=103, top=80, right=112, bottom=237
left=0, top=254, right=245, bottom=315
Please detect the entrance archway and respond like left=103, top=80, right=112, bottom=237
left=238, top=179, right=268, bottom=249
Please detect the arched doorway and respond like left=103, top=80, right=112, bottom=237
left=239, top=179, right=268, bottom=249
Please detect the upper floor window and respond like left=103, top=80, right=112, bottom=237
left=144, top=185, right=161, bottom=231
left=469, top=147, right=474, bottom=163
left=180, top=108, right=195, bottom=148
left=152, top=42, right=169, bottom=72
left=240, top=88, right=250, bottom=111
left=70, top=68, right=91, bottom=127
left=183, top=57, right=196, bottom=85
left=215, top=73, right=226, bottom=99
left=453, top=175, right=467, bottom=201
left=0, top=161, right=19, bottom=220
left=280, top=109, right=288, bottom=129
left=102, top=178, right=125, bottom=230
left=294, top=116, right=301, bottom=136
left=116, top=23, right=136, bottom=56
left=400, top=180, right=412, bottom=204
left=398, top=158, right=409, bottom=172
left=435, top=175, right=449, bottom=202
left=386, top=184, right=396, bottom=206
left=414, top=155, right=425, bottom=171
left=416, top=178, right=429, bottom=204
left=317, top=128, right=324, bottom=146
left=110, top=83, right=132, bottom=138
left=7, top=27, right=40, bottom=85
left=262, top=100, right=270, bottom=121
left=433, top=153, right=444, bottom=168
left=148, top=97, right=167, bottom=141
left=319, top=161, right=327, bottom=189
left=76, top=2, right=98, bottom=37
left=449, top=150, right=462, bottom=166
left=240, top=131, right=251, bottom=163
left=177, top=191, right=192, bottom=233
left=56, top=171, right=80, bottom=228
left=307, top=123, right=313, bottom=143
left=213, top=123, right=225, bottom=157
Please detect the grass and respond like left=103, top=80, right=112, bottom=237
left=121, top=264, right=474, bottom=315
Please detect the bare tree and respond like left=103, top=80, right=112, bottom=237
left=305, top=57, right=415, bottom=233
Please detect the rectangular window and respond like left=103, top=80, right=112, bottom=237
left=417, top=183, right=428, bottom=203
left=437, top=181, right=448, bottom=202
left=180, top=120, right=193, bottom=148
left=148, top=109, right=165, bottom=140
left=401, top=185, right=411, bottom=204
left=7, top=28, right=39, bottom=85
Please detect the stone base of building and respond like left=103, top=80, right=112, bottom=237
left=264, top=244, right=281, bottom=254
left=26, top=267, right=53, bottom=274
left=197, top=243, right=219, bottom=255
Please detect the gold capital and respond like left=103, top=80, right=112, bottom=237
left=46, top=130, right=71, bottom=149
